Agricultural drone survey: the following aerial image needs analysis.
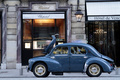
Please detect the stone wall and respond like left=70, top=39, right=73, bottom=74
left=68, top=0, right=85, bottom=41
left=4, top=0, right=20, bottom=69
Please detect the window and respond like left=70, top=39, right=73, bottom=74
left=53, top=47, right=68, bottom=55
left=71, top=46, right=86, bottom=54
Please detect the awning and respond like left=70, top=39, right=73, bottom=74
left=86, top=1, right=120, bottom=21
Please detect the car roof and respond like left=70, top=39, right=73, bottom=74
left=56, top=43, right=91, bottom=47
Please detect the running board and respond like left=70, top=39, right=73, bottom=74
left=52, top=72, right=63, bottom=75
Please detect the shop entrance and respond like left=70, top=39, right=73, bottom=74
left=86, top=21, right=120, bottom=66
left=22, top=12, right=66, bottom=65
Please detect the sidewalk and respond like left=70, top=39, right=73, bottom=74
left=0, top=68, right=120, bottom=78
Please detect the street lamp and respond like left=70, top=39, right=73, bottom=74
left=75, top=0, right=83, bottom=22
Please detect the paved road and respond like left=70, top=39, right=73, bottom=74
left=0, top=77, right=120, bottom=80
left=0, top=69, right=120, bottom=80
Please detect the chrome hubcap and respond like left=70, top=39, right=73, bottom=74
left=89, top=64, right=100, bottom=75
left=35, top=65, right=46, bottom=76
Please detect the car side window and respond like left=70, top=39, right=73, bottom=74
left=53, top=47, right=68, bottom=55
left=71, top=46, right=86, bottom=54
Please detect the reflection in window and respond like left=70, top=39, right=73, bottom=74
left=33, top=19, right=65, bottom=57
left=33, top=19, right=65, bottom=41
left=56, top=19, right=65, bottom=42
left=53, top=47, right=68, bottom=55
left=71, top=46, right=86, bottom=54
left=23, top=18, right=66, bottom=57
left=23, top=19, right=32, bottom=49
left=33, top=40, right=51, bottom=49
left=23, top=19, right=32, bottom=40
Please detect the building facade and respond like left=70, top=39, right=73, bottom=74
left=0, top=0, right=119, bottom=69
left=85, top=0, right=120, bottom=67
left=0, top=0, right=85, bottom=69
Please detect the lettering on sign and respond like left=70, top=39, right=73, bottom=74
left=23, top=14, right=64, bottom=19
left=39, top=5, right=50, bottom=9
left=88, top=16, right=120, bottom=21
left=38, top=14, right=50, bottom=18
left=32, top=4, right=56, bottom=11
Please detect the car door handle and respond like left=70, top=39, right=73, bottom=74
left=51, top=56, right=55, bottom=59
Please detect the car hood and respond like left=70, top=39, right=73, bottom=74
left=44, top=35, right=56, bottom=53
left=101, top=55, right=114, bottom=62
left=29, top=56, right=48, bottom=63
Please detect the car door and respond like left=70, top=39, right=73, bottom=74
left=52, top=46, right=69, bottom=72
left=70, top=46, right=88, bottom=72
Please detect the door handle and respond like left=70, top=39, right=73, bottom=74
left=51, top=56, right=55, bottom=59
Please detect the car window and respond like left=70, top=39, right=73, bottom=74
left=53, top=47, right=68, bottom=55
left=71, top=46, right=86, bottom=54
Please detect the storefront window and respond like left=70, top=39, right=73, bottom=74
left=22, top=12, right=66, bottom=65
left=32, top=19, right=65, bottom=57
left=32, top=19, right=65, bottom=50
left=22, top=12, right=66, bottom=58
left=23, top=19, right=32, bottom=49
left=86, top=21, right=120, bottom=66
left=56, top=19, right=65, bottom=42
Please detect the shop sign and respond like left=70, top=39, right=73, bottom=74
left=88, top=16, right=120, bottom=21
left=23, top=14, right=64, bottom=19
left=32, top=4, right=56, bottom=11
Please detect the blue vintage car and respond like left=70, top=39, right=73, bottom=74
left=27, top=35, right=115, bottom=77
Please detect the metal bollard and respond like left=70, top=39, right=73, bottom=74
left=20, top=68, right=23, bottom=75
left=115, top=67, right=119, bottom=75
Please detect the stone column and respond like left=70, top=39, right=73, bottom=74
left=4, top=0, right=20, bottom=69
left=68, top=0, right=86, bottom=42
left=0, top=0, right=7, bottom=69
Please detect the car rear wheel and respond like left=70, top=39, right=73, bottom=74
left=33, top=63, right=50, bottom=77
left=86, top=64, right=102, bottom=77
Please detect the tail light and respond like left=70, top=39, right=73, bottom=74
left=110, top=63, right=113, bottom=66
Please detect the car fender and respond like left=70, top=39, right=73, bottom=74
left=83, top=57, right=111, bottom=73
left=29, top=57, right=63, bottom=72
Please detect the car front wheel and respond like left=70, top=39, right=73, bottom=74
left=33, top=63, right=50, bottom=77
left=86, top=64, right=102, bottom=77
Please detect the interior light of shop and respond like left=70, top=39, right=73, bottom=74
left=25, top=43, right=31, bottom=49
left=94, top=29, right=107, bottom=34
left=35, top=19, right=54, bottom=23
left=75, top=0, right=83, bottom=22
left=58, top=42, right=63, bottom=45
